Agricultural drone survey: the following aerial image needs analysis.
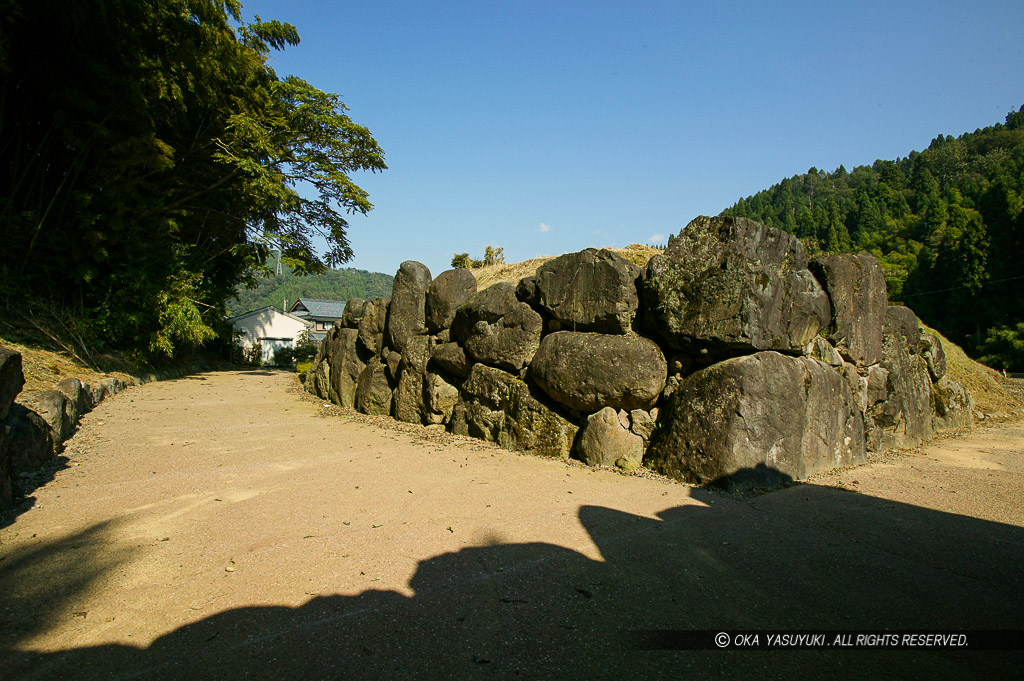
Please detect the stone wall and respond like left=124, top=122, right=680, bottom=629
left=307, top=216, right=973, bottom=489
left=0, top=353, right=202, bottom=511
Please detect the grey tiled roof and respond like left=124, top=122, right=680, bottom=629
left=290, top=298, right=347, bottom=319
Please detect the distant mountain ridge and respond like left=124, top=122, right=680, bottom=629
left=227, top=262, right=393, bottom=316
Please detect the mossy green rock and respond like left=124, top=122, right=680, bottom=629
left=451, top=365, right=577, bottom=459
left=641, top=216, right=829, bottom=356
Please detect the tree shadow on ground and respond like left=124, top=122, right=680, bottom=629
left=2, top=481, right=1022, bottom=680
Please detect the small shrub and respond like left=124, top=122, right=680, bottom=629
left=297, top=360, right=313, bottom=381
left=273, top=346, right=295, bottom=367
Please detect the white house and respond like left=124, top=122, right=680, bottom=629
left=228, top=307, right=313, bottom=365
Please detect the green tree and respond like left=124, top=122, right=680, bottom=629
left=978, top=323, right=1024, bottom=371
left=0, top=0, right=385, bottom=358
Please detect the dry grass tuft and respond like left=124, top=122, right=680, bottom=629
left=470, top=244, right=662, bottom=290
left=0, top=335, right=137, bottom=393
left=920, top=321, right=1023, bottom=416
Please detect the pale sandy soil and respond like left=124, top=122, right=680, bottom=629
left=1, top=370, right=1022, bottom=680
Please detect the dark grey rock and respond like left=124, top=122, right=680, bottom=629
left=391, top=336, right=434, bottom=423
left=425, top=372, right=460, bottom=425
left=866, top=365, right=889, bottom=407
left=18, top=390, right=74, bottom=445
left=645, top=352, right=865, bottom=489
left=342, top=298, right=367, bottom=328
left=5, top=403, right=56, bottom=474
left=393, top=370, right=427, bottom=424
left=809, top=253, right=887, bottom=366
left=640, top=216, right=830, bottom=355
left=529, top=331, right=667, bottom=412
left=56, top=377, right=91, bottom=423
left=451, top=364, right=578, bottom=459
left=451, top=283, right=543, bottom=372
left=806, top=336, right=844, bottom=367
left=100, top=377, right=124, bottom=396
left=305, top=341, right=331, bottom=398
left=89, top=381, right=111, bottom=406
left=629, top=409, right=656, bottom=441
left=385, top=351, right=402, bottom=382
left=357, top=298, right=390, bottom=358
left=0, top=347, right=24, bottom=421
left=841, top=363, right=868, bottom=413
left=574, top=407, right=645, bottom=471
left=867, top=306, right=934, bottom=450
left=386, top=261, right=431, bottom=353
left=355, top=358, right=393, bottom=416
left=919, top=332, right=947, bottom=382
left=400, top=336, right=433, bottom=375
left=430, top=342, right=472, bottom=379
left=517, top=249, right=641, bottom=334
left=932, top=377, right=973, bottom=431
left=426, top=268, right=477, bottom=333
left=325, top=328, right=365, bottom=408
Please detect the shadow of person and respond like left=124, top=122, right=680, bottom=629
left=3, top=471, right=1023, bottom=680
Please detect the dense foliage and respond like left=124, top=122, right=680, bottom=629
left=0, top=0, right=385, bottom=359
left=722, top=107, right=1024, bottom=369
left=226, top=259, right=393, bottom=316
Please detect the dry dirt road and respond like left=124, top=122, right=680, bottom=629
left=1, top=369, right=1022, bottom=680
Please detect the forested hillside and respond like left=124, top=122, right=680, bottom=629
left=0, top=0, right=384, bottom=360
left=722, top=107, right=1024, bottom=370
left=227, top=262, right=392, bottom=316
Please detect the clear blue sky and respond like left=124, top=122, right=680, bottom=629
left=242, top=0, right=1024, bottom=278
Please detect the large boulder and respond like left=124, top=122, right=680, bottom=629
left=357, top=297, right=390, bottom=358
left=809, top=253, right=887, bottom=366
left=393, top=371, right=427, bottom=424
left=18, top=390, right=74, bottom=445
left=305, top=344, right=331, bottom=398
left=645, top=351, right=866, bottom=489
left=573, top=407, right=645, bottom=471
left=451, top=364, right=578, bottom=459
left=325, top=328, right=366, bottom=408
left=1, top=347, right=24, bottom=421
left=640, top=216, right=830, bottom=355
left=424, top=372, right=460, bottom=425
left=386, top=261, right=431, bottom=353
left=355, top=358, right=393, bottom=416
left=868, top=306, right=934, bottom=450
left=451, top=283, right=543, bottom=372
left=400, top=336, right=433, bottom=374
left=5, top=403, right=56, bottom=473
left=89, top=381, right=111, bottom=406
left=55, top=377, right=91, bottom=424
left=342, top=298, right=367, bottom=329
left=517, top=249, right=641, bottom=334
left=529, top=332, right=666, bottom=413
left=430, top=342, right=472, bottom=379
left=392, top=336, right=434, bottom=424
left=426, top=268, right=477, bottom=334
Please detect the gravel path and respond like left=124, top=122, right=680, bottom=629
left=2, top=369, right=1022, bottom=680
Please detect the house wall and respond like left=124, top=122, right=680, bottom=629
left=232, top=309, right=309, bottom=364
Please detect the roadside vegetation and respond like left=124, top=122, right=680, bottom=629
left=1, top=0, right=384, bottom=363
